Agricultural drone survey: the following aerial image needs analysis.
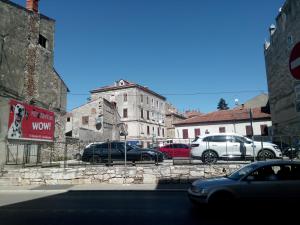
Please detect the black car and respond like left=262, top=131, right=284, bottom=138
left=81, top=141, right=164, bottom=163
left=272, top=138, right=300, bottom=159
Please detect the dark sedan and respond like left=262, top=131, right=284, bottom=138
left=82, top=141, right=164, bottom=163
left=188, top=160, right=300, bottom=205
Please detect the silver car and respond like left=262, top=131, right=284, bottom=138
left=188, top=160, right=300, bottom=204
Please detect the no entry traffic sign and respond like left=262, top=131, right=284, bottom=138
left=290, top=42, right=300, bottom=80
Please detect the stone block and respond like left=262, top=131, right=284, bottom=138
left=109, top=178, right=124, bottom=184
left=143, top=174, right=157, bottom=184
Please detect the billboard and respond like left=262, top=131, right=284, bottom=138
left=7, top=99, right=55, bottom=142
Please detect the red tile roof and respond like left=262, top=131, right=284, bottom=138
left=174, top=107, right=271, bottom=126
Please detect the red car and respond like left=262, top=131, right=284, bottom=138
left=158, top=144, right=191, bottom=158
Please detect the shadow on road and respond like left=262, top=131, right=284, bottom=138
left=0, top=190, right=298, bottom=225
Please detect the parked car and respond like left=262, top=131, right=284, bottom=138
left=272, top=138, right=300, bottom=159
left=188, top=160, right=300, bottom=204
left=191, top=133, right=281, bottom=164
left=73, top=142, right=104, bottom=160
left=81, top=141, right=164, bottom=163
left=158, top=144, right=191, bottom=159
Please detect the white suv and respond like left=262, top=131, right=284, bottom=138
left=191, top=133, right=282, bottom=163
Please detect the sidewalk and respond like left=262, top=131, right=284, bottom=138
left=0, top=183, right=189, bottom=192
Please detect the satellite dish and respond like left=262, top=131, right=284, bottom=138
left=234, top=99, right=239, bottom=105
left=95, top=115, right=103, bottom=131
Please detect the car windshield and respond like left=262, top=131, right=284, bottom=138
left=192, top=137, right=200, bottom=142
left=227, top=164, right=259, bottom=180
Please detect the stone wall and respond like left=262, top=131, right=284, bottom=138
left=0, top=164, right=243, bottom=186
left=0, top=0, right=68, bottom=166
left=264, top=0, right=300, bottom=136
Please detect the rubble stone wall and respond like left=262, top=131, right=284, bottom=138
left=1, top=164, right=243, bottom=186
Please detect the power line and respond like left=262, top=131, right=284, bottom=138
left=67, top=89, right=267, bottom=96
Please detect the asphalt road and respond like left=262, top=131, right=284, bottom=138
left=0, top=190, right=297, bottom=225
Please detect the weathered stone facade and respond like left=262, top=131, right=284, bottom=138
left=0, top=164, right=243, bottom=186
left=90, top=79, right=167, bottom=148
left=264, top=0, right=300, bottom=136
left=66, top=98, right=121, bottom=142
left=165, top=103, right=186, bottom=139
left=0, top=0, right=68, bottom=166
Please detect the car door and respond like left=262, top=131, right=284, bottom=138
left=225, top=135, right=240, bottom=157
left=208, top=135, right=228, bottom=157
left=177, top=144, right=190, bottom=157
left=111, top=143, right=124, bottom=161
left=237, top=165, right=284, bottom=202
left=160, top=145, right=171, bottom=157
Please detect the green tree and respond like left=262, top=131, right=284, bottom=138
left=217, top=98, right=229, bottom=110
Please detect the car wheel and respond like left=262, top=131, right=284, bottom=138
left=202, top=150, right=218, bottom=164
left=90, top=156, right=101, bottom=164
left=257, top=149, right=275, bottom=161
left=162, top=153, right=171, bottom=160
left=141, top=154, right=152, bottom=161
left=75, top=154, right=81, bottom=161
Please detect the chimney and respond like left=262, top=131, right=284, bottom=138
left=26, top=0, right=39, bottom=13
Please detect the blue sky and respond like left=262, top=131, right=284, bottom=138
left=14, top=0, right=285, bottom=113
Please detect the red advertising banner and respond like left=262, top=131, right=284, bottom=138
left=8, top=99, right=55, bottom=142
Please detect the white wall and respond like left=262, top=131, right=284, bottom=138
left=175, top=120, right=272, bottom=139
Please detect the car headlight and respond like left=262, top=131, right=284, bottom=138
left=191, top=186, right=208, bottom=194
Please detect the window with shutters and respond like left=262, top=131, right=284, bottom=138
left=260, top=125, right=268, bottom=136
left=123, top=108, right=128, bottom=118
left=194, top=128, right=200, bottom=137
left=246, top=125, right=253, bottom=136
left=219, top=127, right=226, bottom=133
left=82, top=116, right=89, bottom=125
left=183, top=129, right=189, bottom=139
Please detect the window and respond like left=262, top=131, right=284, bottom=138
left=147, top=111, right=150, bottom=120
left=260, top=125, right=268, bottom=136
left=162, top=128, right=165, bottom=137
left=182, top=129, right=189, bottom=139
left=211, top=135, right=227, bottom=142
left=152, top=127, right=155, bottom=134
left=123, top=93, right=127, bottom=102
left=67, top=117, right=71, bottom=122
left=158, top=128, right=160, bottom=136
left=156, top=101, right=159, bottom=108
left=152, top=99, right=154, bottom=107
left=194, top=128, right=200, bottom=137
left=141, top=94, right=143, bottom=103
left=123, top=108, right=128, bottom=118
left=147, top=126, right=150, bottom=135
left=219, top=127, right=226, bottom=133
left=246, top=125, right=253, bottom=136
left=147, top=96, right=149, bottom=104
left=39, top=34, right=47, bottom=48
left=141, top=109, right=144, bottom=119
left=82, top=116, right=89, bottom=125
left=203, top=136, right=213, bottom=142
left=91, top=108, right=96, bottom=114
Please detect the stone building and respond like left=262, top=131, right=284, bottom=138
left=65, top=98, right=121, bottom=142
left=90, top=79, right=167, bottom=147
left=165, top=103, right=186, bottom=139
left=0, top=0, right=68, bottom=166
left=264, top=0, right=300, bottom=136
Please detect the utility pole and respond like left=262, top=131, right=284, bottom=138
left=249, top=108, right=256, bottom=161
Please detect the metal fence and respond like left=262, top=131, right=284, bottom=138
left=5, top=135, right=300, bottom=168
